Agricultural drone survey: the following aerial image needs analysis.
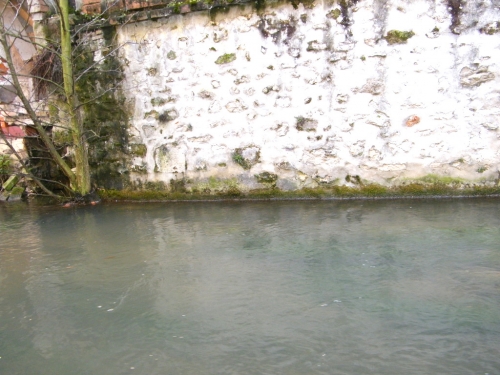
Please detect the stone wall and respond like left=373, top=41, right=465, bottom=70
left=113, top=0, right=500, bottom=192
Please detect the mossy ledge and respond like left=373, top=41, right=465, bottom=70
left=98, top=181, right=500, bottom=201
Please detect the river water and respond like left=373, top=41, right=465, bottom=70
left=0, top=199, right=499, bottom=375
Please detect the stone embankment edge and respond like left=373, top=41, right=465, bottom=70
left=98, top=186, right=500, bottom=202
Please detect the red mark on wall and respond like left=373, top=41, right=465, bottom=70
left=0, top=116, right=26, bottom=138
left=0, top=57, right=8, bottom=76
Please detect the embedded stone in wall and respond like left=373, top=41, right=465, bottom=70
left=308, top=148, right=337, bottom=159
left=255, top=171, right=278, bottom=187
left=198, top=90, right=215, bottom=99
left=194, top=160, right=207, bottom=170
left=154, top=144, right=186, bottom=174
left=143, top=125, right=156, bottom=138
left=460, top=65, right=495, bottom=87
left=307, top=40, right=328, bottom=52
left=208, top=101, right=222, bottom=113
left=367, top=147, right=382, bottom=161
left=234, top=75, right=250, bottom=85
left=349, top=141, right=365, bottom=157
left=388, top=140, right=413, bottom=154
left=167, top=50, right=176, bottom=60
left=210, top=120, right=226, bottom=128
left=178, top=37, right=188, bottom=49
left=154, top=145, right=169, bottom=172
left=305, top=72, right=332, bottom=85
left=275, top=96, right=292, bottom=108
left=270, top=122, right=289, bottom=137
left=313, top=23, right=329, bottom=30
left=314, top=174, right=338, bottom=185
left=328, top=51, right=348, bottom=63
left=480, top=22, right=500, bottom=35
left=406, top=115, right=420, bottom=127
left=379, top=164, right=407, bottom=171
left=276, top=178, right=298, bottom=191
left=226, top=99, right=248, bottom=113
left=275, top=161, right=294, bottom=171
left=159, top=109, right=178, bottom=122
left=482, top=122, right=499, bottom=130
left=336, top=94, right=349, bottom=103
left=213, top=29, right=229, bottom=43
left=358, top=79, right=384, bottom=95
left=425, top=27, right=440, bottom=39
left=295, top=117, right=318, bottom=131
left=188, top=135, right=213, bottom=143
left=366, top=112, right=390, bottom=128
left=288, top=46, right=301, bottom=58
left=232, top=146, right=260, bottom=170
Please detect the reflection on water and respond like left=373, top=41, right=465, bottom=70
left=1, top=199, right=500, bottom=375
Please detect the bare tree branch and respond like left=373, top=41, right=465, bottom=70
left=0, top=130, right=61, bottom=198
left=0, top=14, right=78, bottom=188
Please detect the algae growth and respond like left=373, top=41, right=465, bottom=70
left=99, top=173, right=500, bottom=202
left=384, top=30, right=415, bottom=44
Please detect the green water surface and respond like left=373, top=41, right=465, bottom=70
left=0, top=199, right=499, bottom=375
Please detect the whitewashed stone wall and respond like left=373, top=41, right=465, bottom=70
left=117, top=0, right=500, bottom=191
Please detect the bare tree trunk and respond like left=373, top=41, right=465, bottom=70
left=0, top=0, right=92, bottom=197
left=59, top=0, right=91, bottom=195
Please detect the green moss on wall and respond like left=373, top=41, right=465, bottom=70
left=255, top=172, right=278, bottom=186
left=232, top=147, right=260, bottom=170
left=414, top=174, right=463, bottom=185
left=384, top=30, right=415, bottom=45
left=480, top=21, right=500, bottom=35
left=74, top=25, right=130, bottom=190
left=144, top=110, right=160, bottom=119
left=129, top=144, right=147, bottom=157
left=98, top=182, right=500, bottom=202
left=232, top=149, right=250, bottom=169
left=98, top=173, right=500, bottom=201
left=170, top=178, right=187, bottom=192
left=191, top=176, right=241, bottom=195
left=327, top=8, right=341, bottom=20
left=295, top=116, right=317, bottom=131
left=151, top=97, right=167, bottom=106
left=167, top=50, right=177, bottom=60
left=215, top=53, right=236, bottom=64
